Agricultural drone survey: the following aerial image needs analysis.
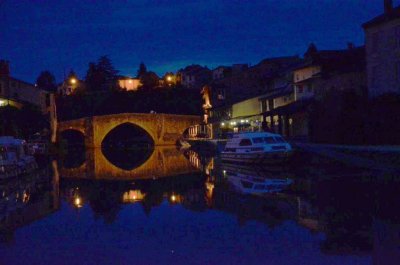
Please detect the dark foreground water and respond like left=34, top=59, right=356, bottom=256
left=0, top=147, right=399, bottom=265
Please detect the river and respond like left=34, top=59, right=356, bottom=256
left=0, top=146, right=399, bottom=265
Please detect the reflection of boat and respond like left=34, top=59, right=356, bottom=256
left=0, top=137, right=37, bottom=179
left=221, top=132, right=292, bottom=164
left=226, top=171, right=293, bottom=195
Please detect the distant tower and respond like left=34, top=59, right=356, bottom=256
left=384, top=0, right=393, bottom=13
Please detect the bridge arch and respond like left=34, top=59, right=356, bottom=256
left=57, top=113, right=200, bottom=147
left=59, top=129, right=85, bottom=147
left=101, top=122, right=154, bottom=147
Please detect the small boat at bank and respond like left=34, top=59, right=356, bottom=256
left=221, top=132, right=293, bottom=164
left=0, top=137, right=38, bottom=179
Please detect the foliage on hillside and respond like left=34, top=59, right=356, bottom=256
left=57, top=87, right=202, bottom=121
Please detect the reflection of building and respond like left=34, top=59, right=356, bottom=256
left=363, top=0, right=400, bottom=97
left=0, top=60, right=53, bottom=114
left=122, top=190, right=145, bottom=203
left=373, top=219, right=400, bottom=265
left=0, top=169, right=59, bottom=242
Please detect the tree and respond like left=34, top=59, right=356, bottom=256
left=137, top=62, right=147, bottom=79
left=36, top=71, right=57, bottom=92
left=85, top=56, right=119, bottom=92
left=141, top=71, right=159, bottom=89
left=85, top=62, right=100, bottom=92
left=97, top=55, right=119, bottom=84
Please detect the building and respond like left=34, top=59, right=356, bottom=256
left=206, top=56, right=301, bottom=137
left=178, top=65, right=212, bottom=89
left=0, top=60, right=52, bottom=114
left=260, top=44, right=366, bottom=140
left=207, top=44, right=366, bottom=140
left=363, top=0, right=400, bottom=97
left=212, top=66, right=232, bottom=80
left=58, top=71, right=86, bottom=96
left=161, top=72, right=177, bottom=87
left=118, top=76, right=141, bottom=91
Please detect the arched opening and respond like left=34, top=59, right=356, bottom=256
left=101, top=123, right=154, bottom=170
left=59, top=129, right=86, bottom=168
left=60, top=129, right=85, bottom=146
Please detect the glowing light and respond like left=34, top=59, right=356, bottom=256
left=245, top=120, right=249, bottom=123
left=74, top=197, right=82, bottom=208
left=221, top=122, right=225, bottom=126
left=70, top=78, right=77, bottom=85
left=128, top=79, right=133, bottom=84
left=0, top=100, right=6, bottom=106
left=167, top=76, right=172, bottom=82
left=171, top=195, right=176, bottom=202
left=240, top=120, right=244, bottom=123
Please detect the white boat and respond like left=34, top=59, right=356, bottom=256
left=0, top=137, right=37, bottom=179
left=220, top=132, right=292, bottom=164
left=226, top=171, right=293, bottom=195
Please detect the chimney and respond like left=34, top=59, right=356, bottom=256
left=384, top=0, right=393, bottom=13
left=0, top=60, right=10, bottom=78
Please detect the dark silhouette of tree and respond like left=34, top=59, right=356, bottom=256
left=36, top=71, right=57, bottom=92
left=137, top=62, right=147, bottom=79
left=85, top=56, right=119, bottom=92
left=141, top=71, right=159, bottom=89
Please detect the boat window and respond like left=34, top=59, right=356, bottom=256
left=264, top=137, right=276, bottom=144
left=274, top=136, right=286, bottom=143
left=252, top=137, right=263, bottom=144
left=241, top=181, right=253, bottom=188
left=239, top=139, right=252, bottom=146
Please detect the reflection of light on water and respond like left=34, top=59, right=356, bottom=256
left=188, top=151, right=201, bottom=169
left=169, top=193, right=182, bottom=204
left=74, top=196, right=83, bottom=208
left=22, top=191, right=30, bottom=203
left=122, top=190, right=145, bottom=203
left=205, top=180, right=214, bottom=206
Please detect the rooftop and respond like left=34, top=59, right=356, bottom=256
left=363, top=5, right=400, bottom=29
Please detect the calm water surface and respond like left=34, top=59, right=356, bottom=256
left=0, top=146, right=399, bottom=265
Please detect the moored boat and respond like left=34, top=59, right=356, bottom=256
left=0, top=137, right=38, bottom=179
left=220, top=132, right=293, bottom=164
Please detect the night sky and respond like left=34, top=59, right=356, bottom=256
left=0, top=0, right=390, bottom=83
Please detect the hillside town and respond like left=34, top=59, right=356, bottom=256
left=1, top=1, right=399, bottom=146
left=1, top=1, right=400, bottom=265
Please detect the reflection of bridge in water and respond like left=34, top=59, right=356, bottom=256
left=60, top=147, right=199, bottom=180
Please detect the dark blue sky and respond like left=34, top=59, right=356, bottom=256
left=0, top=0, right=390, bottom=83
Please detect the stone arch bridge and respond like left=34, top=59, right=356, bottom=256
left=57, top=113, right=201, bottom=147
